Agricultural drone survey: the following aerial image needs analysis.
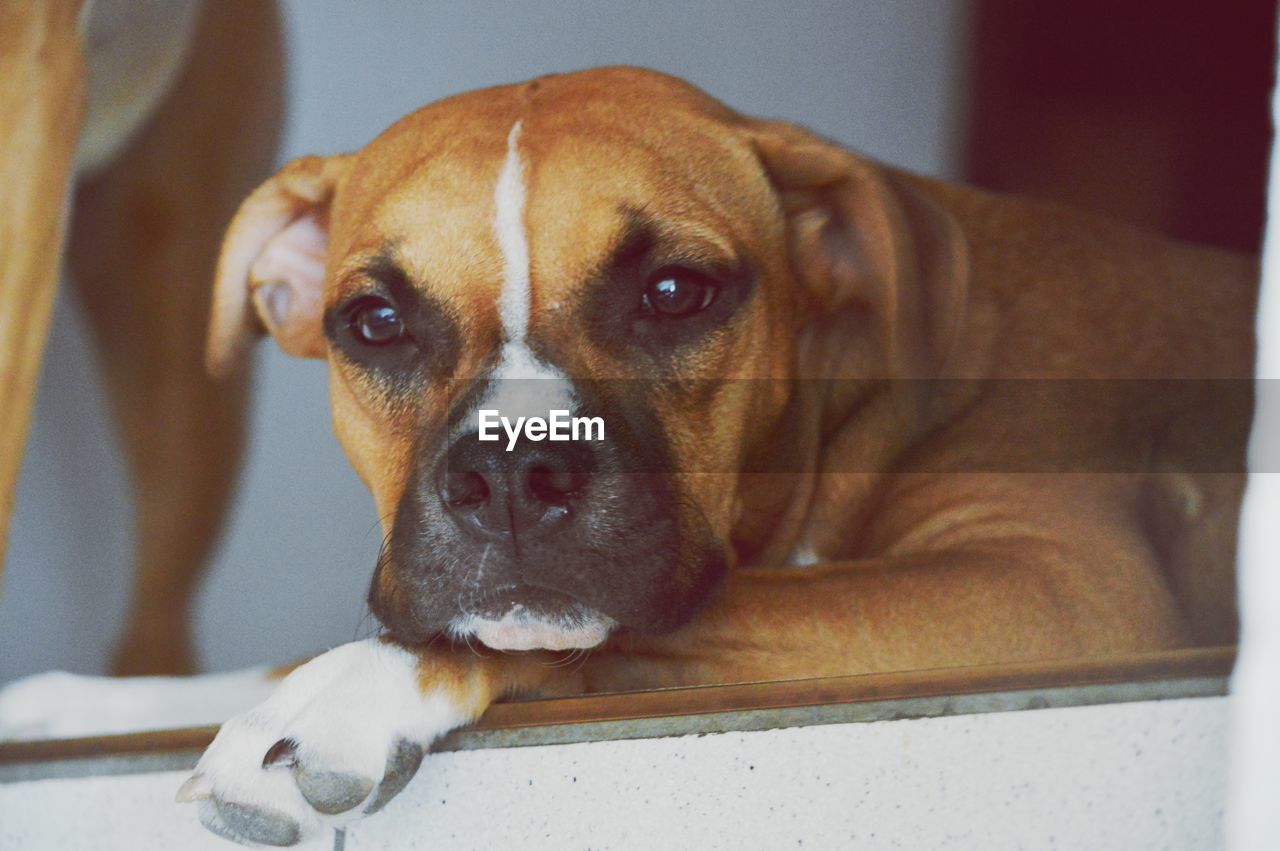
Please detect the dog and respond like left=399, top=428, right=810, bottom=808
left=0, top=0, right=282, bottom=677
left=86, top=66, right=1249, bottom=844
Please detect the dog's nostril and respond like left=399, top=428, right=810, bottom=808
left=527, top=465, right=585, bottom=504
left=436, top=435, right=593, bottom=537
left=442, top=471, right=489, bottom=508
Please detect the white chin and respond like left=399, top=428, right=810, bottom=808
left=464, top=609, right=614, bottom=651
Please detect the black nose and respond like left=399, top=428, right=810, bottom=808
left=437, top=433, right=593, bottom=538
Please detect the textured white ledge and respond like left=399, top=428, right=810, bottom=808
left=0, top=696, right=1228, bottom=850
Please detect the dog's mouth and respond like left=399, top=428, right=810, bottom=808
left=448, top=583, right=616, bottom=651
left=459, top=583, right=574, bottom=620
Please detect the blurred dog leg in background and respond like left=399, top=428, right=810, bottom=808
left=0, top=0, right=283, bottom=675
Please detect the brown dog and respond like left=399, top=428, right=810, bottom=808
left=162, top=67, right=1254, bottom=844
left=0, top=0, right=282, bottom=676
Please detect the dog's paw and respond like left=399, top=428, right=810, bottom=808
left=0, top=671, right=91, bottom=740
left=0, top=669, right=274, bottom=741
left=180, top=639, right=471, bottom=847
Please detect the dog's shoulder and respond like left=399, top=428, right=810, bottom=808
left=899, top=172, right=1257, bottom=379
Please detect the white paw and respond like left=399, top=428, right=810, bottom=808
left=0, top=668, right=274, bottom=741
left=181, top=639, right=469, bottom=847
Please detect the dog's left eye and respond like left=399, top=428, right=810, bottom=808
left=347, top=297, right=405, bottom=346
left=641, top=268, right=718, bottom=317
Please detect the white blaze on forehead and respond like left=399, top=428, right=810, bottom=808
left=488, top=119, right=574, bottom=413
left=495, top=120, right=532, bottom=349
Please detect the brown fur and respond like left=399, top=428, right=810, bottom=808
left=0, top=1, right=86, bottom=564
left=208, top=67, right=1255, bottom=708
left=0, top=0, right=283, bottom=674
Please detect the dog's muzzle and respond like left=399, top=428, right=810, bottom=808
left=367, top=386, right=727, bottom=651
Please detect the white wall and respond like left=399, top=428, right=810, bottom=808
left=1226, top=17, right=1280, bottom=847
left=0, top=0, right=970, bottom=679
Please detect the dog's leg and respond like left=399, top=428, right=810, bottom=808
left=181, top=639, right=562, bottom=845
left=575, top=556, right=1145, bottom=692
left=183, top=476, right=1188, bottom=844
left=67, top=0, right=284, bottom=675
left=0, top=1, right=86, bottom=566
left=583, top=475, right=1193, bottom=691
left=184, top=538, right=1158, bottom=846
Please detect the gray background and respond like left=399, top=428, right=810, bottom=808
left=0, top=0, right=970, bottom=680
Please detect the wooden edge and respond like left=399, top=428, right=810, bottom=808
left=0, top=646, right=1235, bottom=768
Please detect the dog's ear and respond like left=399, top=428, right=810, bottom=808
left=206, top=154, right=353, bottom=377
left=743, top=119, right=969, bottom=379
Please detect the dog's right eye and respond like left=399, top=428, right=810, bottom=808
left=347, top=297, right=405, bottom=346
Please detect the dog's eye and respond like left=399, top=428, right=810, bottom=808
left=641, top=268, right=718, bottom=317
left=348, top=297, right=404, bottom=346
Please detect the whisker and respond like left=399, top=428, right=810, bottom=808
left=570, top=645, right=595, bottom=675
left=546, top=648, right=581, bottom=668
left=350, top=523, right=399, bottom=641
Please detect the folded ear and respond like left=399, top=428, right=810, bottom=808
left=206, top=153, right=352, bottom=378
left=743, top=119, right=969, bottom=379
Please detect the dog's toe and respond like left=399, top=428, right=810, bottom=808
left=183, top=640, right=471, bottom=842
left=199, top=798, right=302, bottom=847
left=184, top=714, right=325, bottom=844
left=261, top=737, right=377, bottom=815
left=365, top=739, right=426, bottom=814
left=294, top=765, right=377, bottom=815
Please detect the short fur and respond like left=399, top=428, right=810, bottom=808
left=184, top=69, right=1257, bottom=844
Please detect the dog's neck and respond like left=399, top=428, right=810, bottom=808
left=731, top=289, right=991, bottom=566
left=728, top=376, right=893, bottom=566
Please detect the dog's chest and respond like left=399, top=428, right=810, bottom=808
left=76, top=0, right=202, bottom=174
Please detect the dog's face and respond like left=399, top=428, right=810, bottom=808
left=324, top=74, right=799, bottom=650
left=208, top=68, right=966, bottom=651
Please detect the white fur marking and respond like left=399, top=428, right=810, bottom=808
left=449, top=609, right=615, bottom=652
left=495, top=120, right=532, bottom=349
left=188, top=639, right=474, bottom=841
left=486, top=119, right=575, bottom=411
left=0, top=667, right=275, bottom=741
left=789, top=546, right=820, bottom=567
left=77, top=0, right=204, bottom=174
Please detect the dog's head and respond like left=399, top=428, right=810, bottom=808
left=207, top=67, right=967, bottom=651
